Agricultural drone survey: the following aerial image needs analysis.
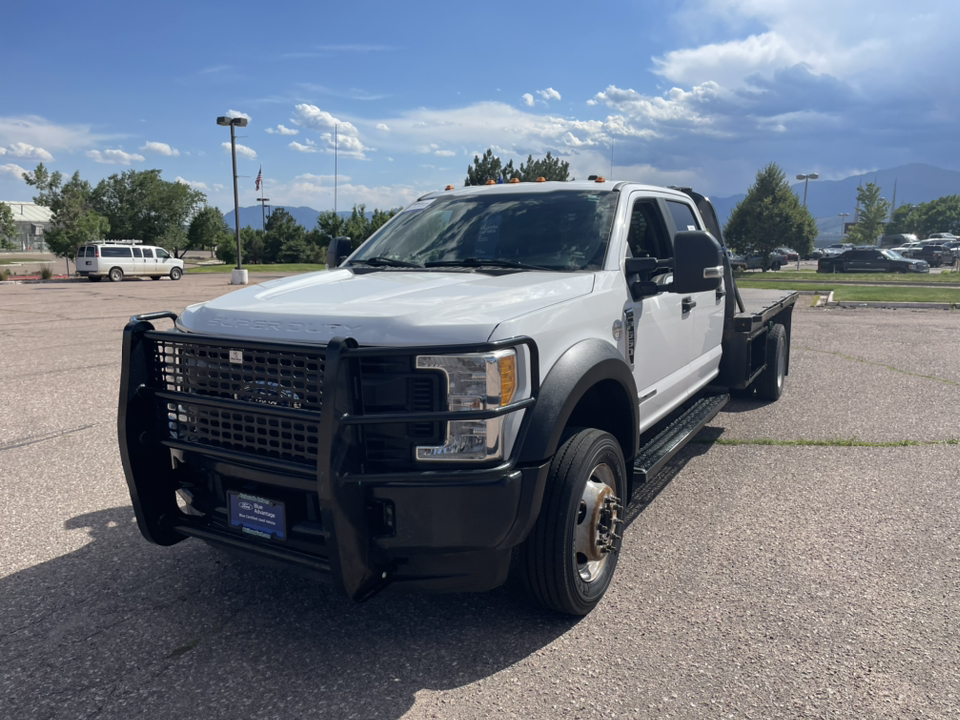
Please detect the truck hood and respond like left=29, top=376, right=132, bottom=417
left=179, top=269, right=595, bottom=345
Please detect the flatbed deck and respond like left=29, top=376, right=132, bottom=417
left=733, top=287, right=799, bottom=333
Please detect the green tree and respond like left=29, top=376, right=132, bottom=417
left=316, top=210, right=347, bottom=243
left=884, top=203, right=920, bottom=236
left=724, top=162, right=818, bottom=268
left=517, top=152, right=570, bottom=182
left=188, top=206, right=231, bottom=255
left=465, top=149, right=517, bottom=186
left=369, top=207, right=400, bottom=236
left=216, top=226, right=265, bottom=266
left=847, top=183, right=890, bottom=245
left=885, top=195, right=960, bottom=238
left=263, top=208, right=305, bottom=263
left=22, top=164, right=110, bottom=266
left=0, top=203, right=17, bottom=250
left=91, top=170, right=206, bottom=256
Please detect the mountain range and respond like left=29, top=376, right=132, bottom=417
left=226, top=163, right=960, bottom=241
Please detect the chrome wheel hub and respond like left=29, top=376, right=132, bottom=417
left=574, top=463, right=623, bottom=583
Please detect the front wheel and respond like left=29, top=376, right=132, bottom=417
left=170, top=266, right=183, bottom=281
left=770, top=261, right=781, bottom=271
left=108, top=267, right=123, bottom=282
left=521, top=429, right=626, bottom=615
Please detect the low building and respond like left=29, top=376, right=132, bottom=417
left=2, top=201, right=53, bottom=251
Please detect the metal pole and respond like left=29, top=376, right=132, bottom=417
left=334, top=123, right=338, bottom=216
left=230, top=123, right=242, bottom=270
left=261, top=192, right=266, bottom=233
left=802, top=177, right=809, bottom=207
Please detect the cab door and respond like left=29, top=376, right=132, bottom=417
left=155, top=247, right=173, bottom=275
left=662, top=198, right=724, bottom=393
left=621, top=195, right=693, bottom=430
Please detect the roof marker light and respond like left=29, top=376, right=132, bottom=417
left=509, top=177, right=520, bottom=183
left=595, top=176, right=606, bottom=183
left=445, top=185, right=455, bottom=191
left=536, top=177, right=546, bottom=182
left=485, top=179, right=496, bottom=185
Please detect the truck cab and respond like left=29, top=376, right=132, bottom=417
left=119, top=180, right=796, bottom=615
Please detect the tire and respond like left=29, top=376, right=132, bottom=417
left=756, top=324, right=786, bottom=401
left=108, top=267, right=123, bottom=282
left=521, top=429, right=626, bottom=615
left=169, top=266, right=183, bottom=281
left=770, top=261, right=781, bottom=271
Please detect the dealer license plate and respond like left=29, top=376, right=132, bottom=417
left=228, top=492, right=286, bottom=540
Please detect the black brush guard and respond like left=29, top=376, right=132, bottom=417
left=118, top=311, right=543, bottom=601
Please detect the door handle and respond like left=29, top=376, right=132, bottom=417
left=682, top=296, right=696, bottom=314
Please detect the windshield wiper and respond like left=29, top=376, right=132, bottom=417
left=424, top=257, right=552, bottom=271
left=348, top=256, right=423, bottom=268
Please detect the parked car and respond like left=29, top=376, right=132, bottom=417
left=804, top=248, right=826, bottom=260
left=891, top=241, right=924, bottom=258
left=927, top=232, right=957, bottom=242
left=817, top=247, right=929, bottom=273
left=879, top=233, right=918, bottom=249
left=727, top=251, right=747, bottom=272
left=939, top=240, right=960, bottom=259
left=741, top=250, right=788, bottom=270
left=774, top=247, right=800, bottom=262
left=76, top=241, right=184, bottom=282
left=915, top=244, right=952, bottom=267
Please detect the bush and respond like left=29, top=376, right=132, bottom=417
left=0, top=267, right=9, bottom=281
left=39, top=265, right=53, bottom=280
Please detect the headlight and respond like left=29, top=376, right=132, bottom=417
left=414, top=349, right=517, bottom=462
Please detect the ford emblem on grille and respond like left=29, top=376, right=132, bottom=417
left=236, top=381, right=301, bottom=408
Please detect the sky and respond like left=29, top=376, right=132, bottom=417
left=3, top=0, right=959, bottom=217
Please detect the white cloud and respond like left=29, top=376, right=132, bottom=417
left=221, top=142, right=257, bottom=159
left=175, top=176, right=209, bottom=191
left=213, top=183, right=225, bottom=192
left=0, top=115, right=113, bottom=154
left=537, top=88, right=562, bottom=102
left=0, top=163, right=27, bottom=181
left=7, top=142, right=54, bottom=161
left=521, top=93, right=534, bottom=107
left=291, top=104, right=358, bottom=135
left=434, top=150, right=456, bottom=157
left=86, top=148, right=145, bottom=165
left=289, top=140, right=318, bottom=153
left=376, top=123, right=391, bottom=131
left=280, top=172, right=419, bottom=209
left=140, top=141, right=180, bottom=156
left=225, top=109, right=251, bottom=121
left=266, top=124, right=299, bottom=135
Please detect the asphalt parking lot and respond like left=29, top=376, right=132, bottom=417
left=2, top=274, right=959, bottom=719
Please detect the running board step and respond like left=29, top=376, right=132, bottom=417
left=633, top=393, right=729, bottom=483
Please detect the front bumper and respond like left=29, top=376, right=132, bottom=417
left=118, top=312, right=545, bottom=600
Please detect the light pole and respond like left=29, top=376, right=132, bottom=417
left=838, top=213, right=849, bottom=236
left=796, top=173, right=819, bottom=207
left=257, top=197, right=270, bottom=233
left=217, top=115, right=249, bottom=285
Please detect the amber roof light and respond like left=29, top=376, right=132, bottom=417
left=445, top=185, right=455, bottom=191
left=485, top=179, right=496, bottom=185
left=536, top=177, right=546, bottom=182
left=595, top=176, right=606, bottom=183
left=509, top=177, right=520, bottom=183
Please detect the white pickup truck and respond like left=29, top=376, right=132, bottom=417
left=119, top=180, right=797, bottom=615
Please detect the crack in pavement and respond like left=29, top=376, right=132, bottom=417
left=798, top=345, right=960, bottom=387
left=0, top=423, right=103, bottom=452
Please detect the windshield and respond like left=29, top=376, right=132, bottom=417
left=881, top=249, right=906, bottom=260
left=350, top=190, right=618, bottom=271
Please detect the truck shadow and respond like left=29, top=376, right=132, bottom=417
left=2, top=506, right=578, bottom=719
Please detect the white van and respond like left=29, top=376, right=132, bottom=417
left=76, top=241, right=184, bottom=282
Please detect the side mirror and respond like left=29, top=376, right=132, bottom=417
left=672, top=231, right=723, bottom=294
left=326, top=236, right=352, bottom=269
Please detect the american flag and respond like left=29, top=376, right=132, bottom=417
left=255, top=166, right=262, bottom=191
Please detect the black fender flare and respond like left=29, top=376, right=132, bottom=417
left=519, top=339, right=638, bottom=465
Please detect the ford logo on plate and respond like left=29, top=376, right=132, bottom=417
left=239, top=501, right=253, bottom=511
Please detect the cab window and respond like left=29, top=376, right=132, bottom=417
left=156, top=248, right=170, bottom=259
left=132, top=248, right=143, bottom=258
left=142, top=248, right=155, bottom=258
left=666, top=200, right=700, bottom=234
left=626, top=200, right=671, bottom=261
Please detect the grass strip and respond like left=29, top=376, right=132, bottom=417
left=737, top=279, right=960, bottom=303
left=738, top=270, right=960, bottom=284
left=188, top=263, right=326, bottom=274
left=694, top=437, right=960, bottom=447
